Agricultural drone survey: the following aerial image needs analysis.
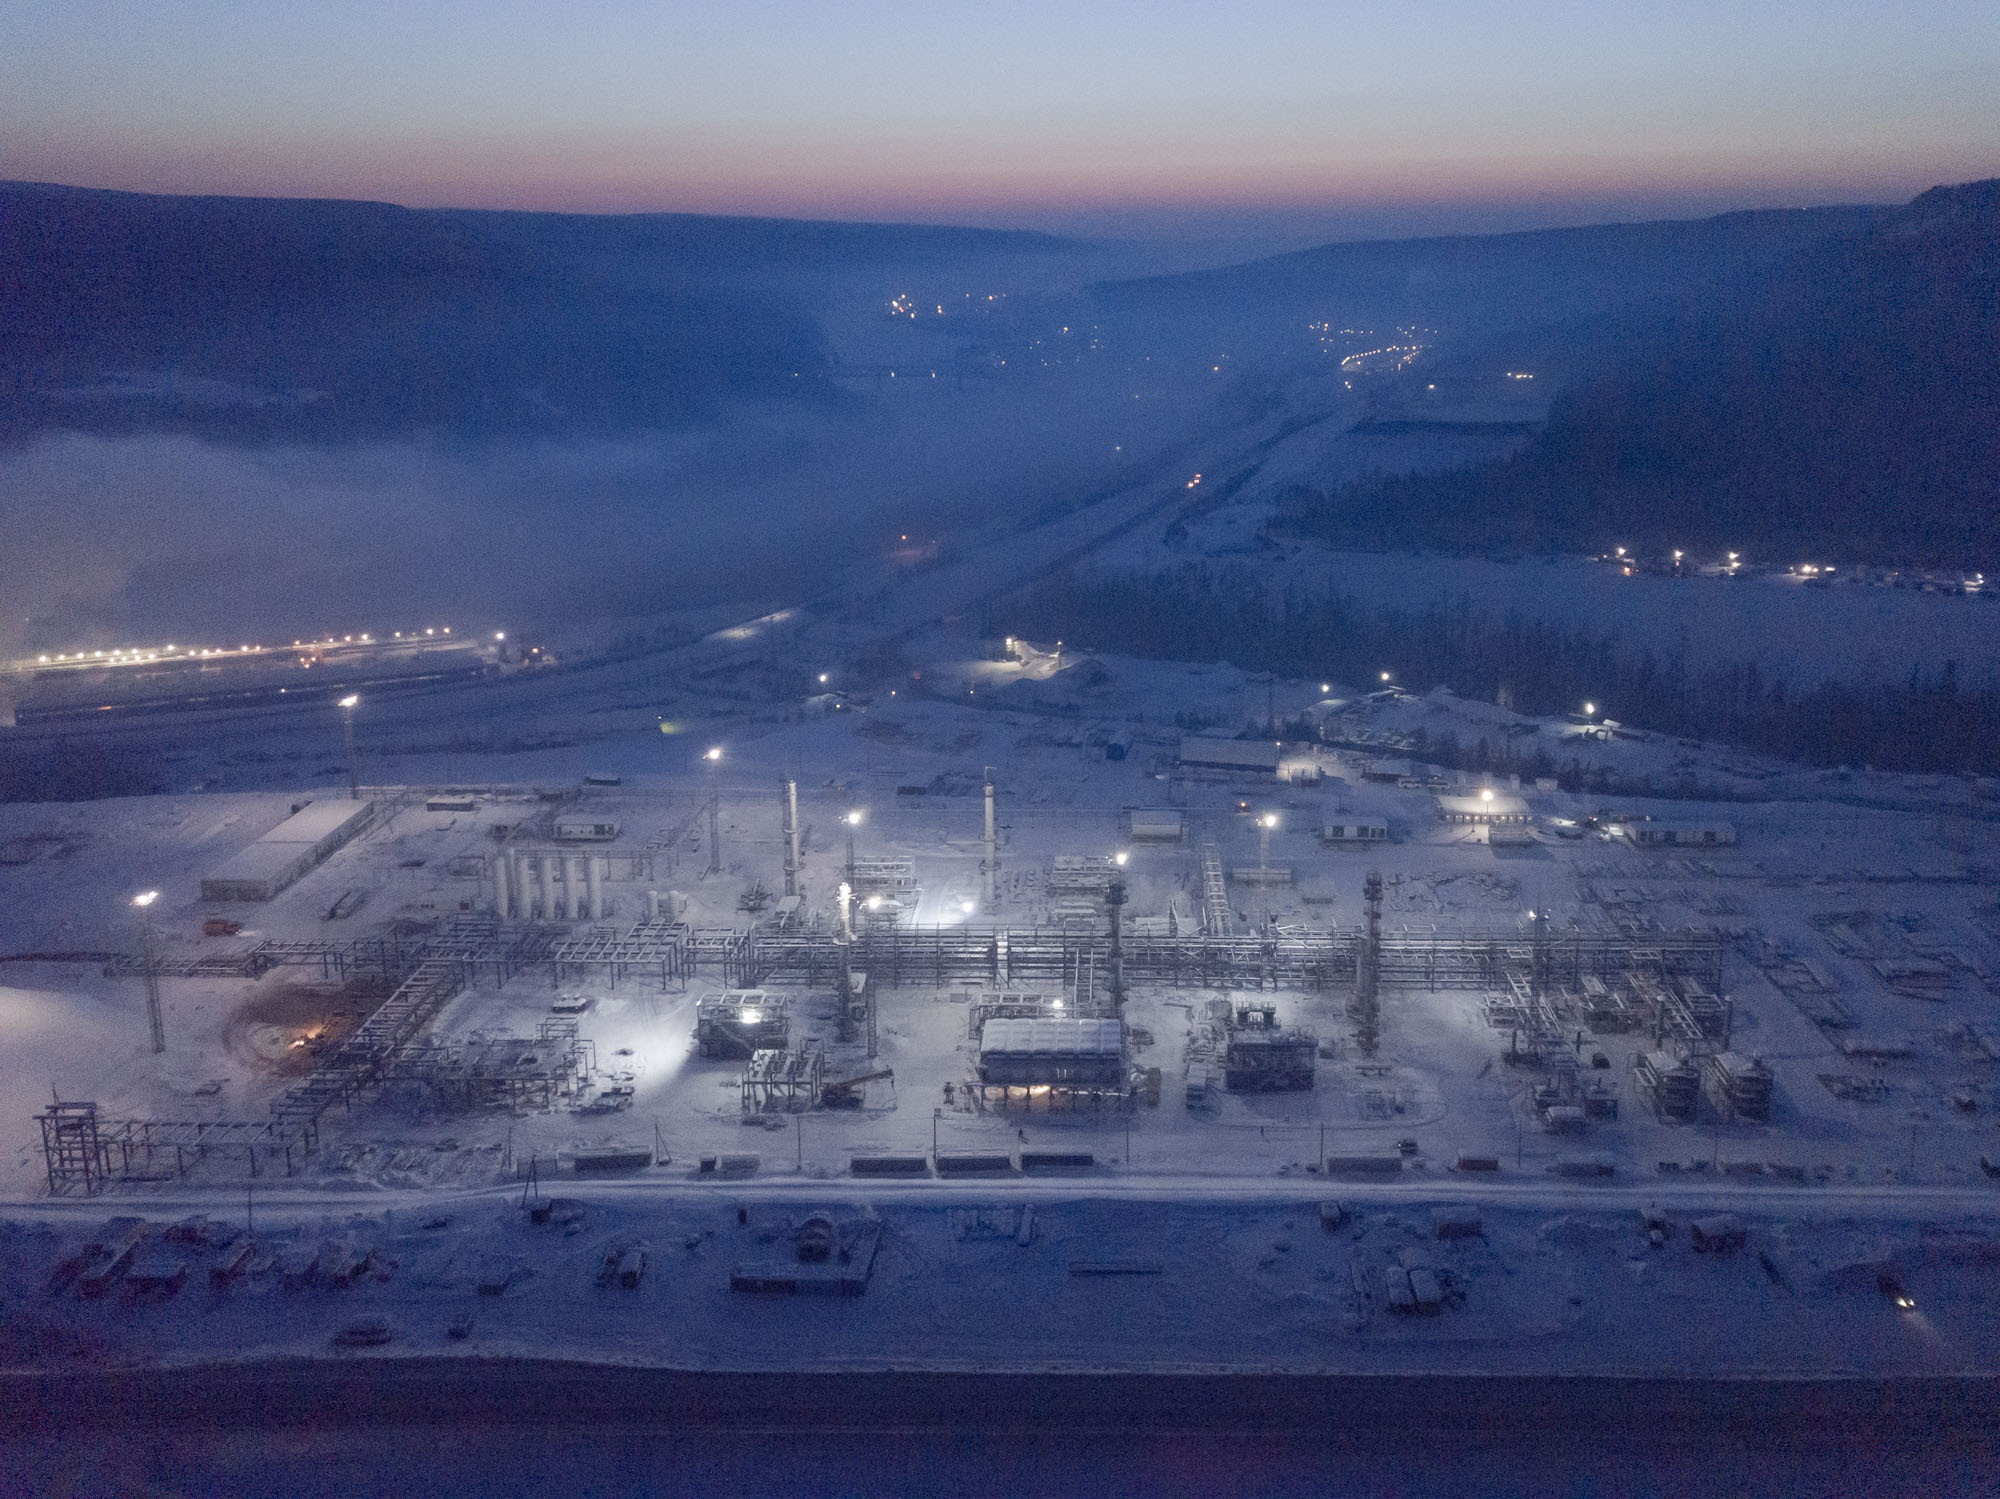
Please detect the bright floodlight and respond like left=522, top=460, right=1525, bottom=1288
left=1380, top=671, right=1391, bottom=682
left=1583, top=702, right=1596, bottom=716
left=740, top=1008, right=762, bottom=1026
left=1480, top=788, right=1494, bottom=802
left=133, top=890, right=159, bottom=908
left=960, top=900, right=976, bottom=914
left=337, top=694, right=359, bottom=709
left=494, top=631, right=505, bottom=641
left=846, top=810, right=864, bottom=826
left=866, top=895, right=882, bottom=910
left=1114, top=851, right=1128, bottom=866
left=818, top=673, right=829, bottom=684
left=1321, top=683, right=1330, bottom=694
left=1260, top=813, right=1279, bottom=828
left=704, top=746, right=722, bottom=761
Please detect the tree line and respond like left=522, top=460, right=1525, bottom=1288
left=991, top=564, right=2000, bottom=776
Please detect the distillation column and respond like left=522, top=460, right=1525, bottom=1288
left=782, top=778, right=801, bottom=898
left=982, top=768, right=998, bottom=911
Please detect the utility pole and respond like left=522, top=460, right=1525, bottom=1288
left=134, top=891, right=165, bottom=1054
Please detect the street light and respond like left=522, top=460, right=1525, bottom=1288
left=337, top=694, right=360, bottom=799
left=133, top=891, right=164, bottom=1054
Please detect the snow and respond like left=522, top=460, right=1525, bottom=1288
left=4, top=396, right=2000, bottom=1393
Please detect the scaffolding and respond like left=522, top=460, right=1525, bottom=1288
left=695, top=991, right=790, bottom=1059
left=741, top=1043, right=825, bottom=1112
left=36, top=1100, right=112, bottom=1196
left=1199, top=843, right=1233, bottom=936
left=392, top=1020, right=597, bottom=1114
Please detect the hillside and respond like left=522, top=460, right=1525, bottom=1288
left=0, top=183, right=1075, bottom=441
left=1275, top=180, right=2000, bottom=566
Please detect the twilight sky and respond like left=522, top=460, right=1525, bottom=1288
left=3, top=1, right=1996, bottom=238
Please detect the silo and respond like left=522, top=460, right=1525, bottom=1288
left=588, top=855, right=607, bottom=920
left=490, top=856, right=510, bottom=919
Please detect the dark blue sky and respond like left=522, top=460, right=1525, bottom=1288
left=4, top=2, right=1996, bottom=236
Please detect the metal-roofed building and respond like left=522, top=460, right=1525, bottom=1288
left=977, top=1017, right=1125, bottom=1086
left=1436, top=792, right=1530, bottom=825
left=1178, top=736, right=1282, bottom=775
left=200, top=799, right=377, bottom=902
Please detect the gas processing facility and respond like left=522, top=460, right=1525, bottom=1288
left=30, top=732, right=1846, bottom=1203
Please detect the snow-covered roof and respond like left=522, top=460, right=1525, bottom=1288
left=1436, top=792, right=1530, bottom=822
left=1178, top=736, right=1281, bottom=770
left=979, top=1017, right=1123, bottom=1056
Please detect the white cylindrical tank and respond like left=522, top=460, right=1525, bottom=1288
left=491, top=856, right=510, bottom=920
left=588, top=855, right=606, bottom=920
left=646, top=889, right=661, bottom=922
left=566, top=854, right=586, bottom=921
left=534, top=854, right=553, bottom=920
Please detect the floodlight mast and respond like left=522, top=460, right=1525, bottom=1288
left=133, top=891, right=164, bottom=1054
left=337, top=694, right=361, bottom=799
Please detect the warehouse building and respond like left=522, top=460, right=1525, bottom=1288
left=200, top=799, right=376, bottom=902
left=1178, top=736, right=1281, bottom=776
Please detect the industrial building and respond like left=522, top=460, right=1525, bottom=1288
left=1221, top=1004, right=1317, bottom=1091
left=976, top=1017, right=1125, bottom=1088
left=1435, top=792, right=1530, bottom=825
left=552, top=816, right=621, bottom=842
left=696, top=991, right=790, bottom=1059
left=1127, top=809, right=1186, bottom=841
left=1629, top=821, right=1737, bottom=848
left=199, top=800, right=377, bottom=902
left=1320, top=820, right=1389, bottom=847
left=1178, top=736, right=1282, bottom=775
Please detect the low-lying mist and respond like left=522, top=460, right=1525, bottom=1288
left=0, top=373, right=1199, bottom=660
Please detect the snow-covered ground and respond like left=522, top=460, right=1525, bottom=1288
left=4, top=406, right=2000, bottom=1392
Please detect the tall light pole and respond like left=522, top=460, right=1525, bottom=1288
left=844, top=809, right=863, bottom=886
left=1257, top=814, right=1279, bottom=928
left=704, top=746, right=723, bottom=875
left=337, top=694, right=360, bottom=799
left=133, top=890, right=164, bottom=1054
